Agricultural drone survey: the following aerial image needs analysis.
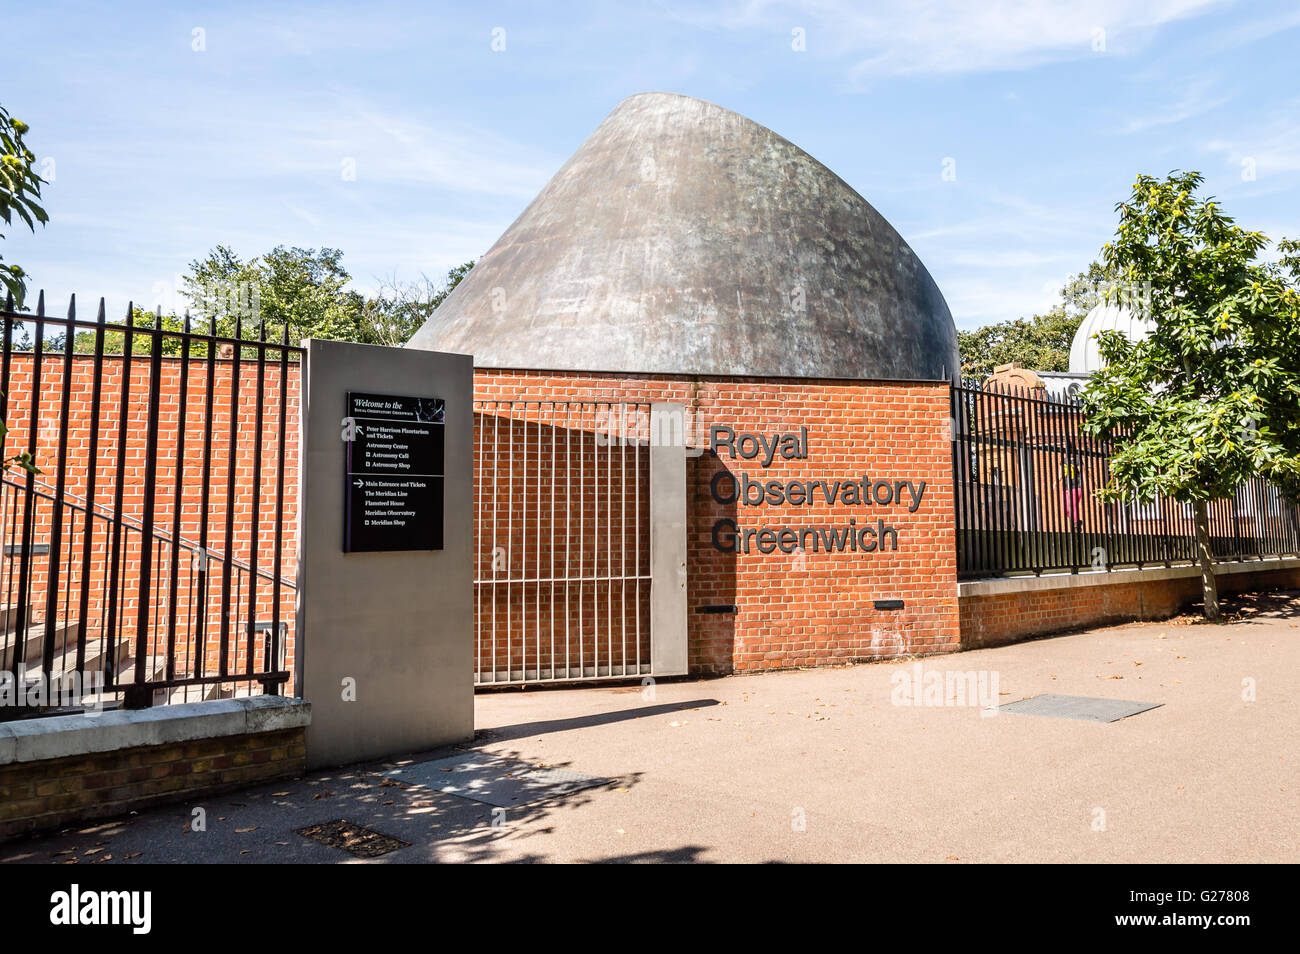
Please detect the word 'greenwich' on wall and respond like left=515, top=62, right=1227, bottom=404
left=708, top=425, right=928, bottom=555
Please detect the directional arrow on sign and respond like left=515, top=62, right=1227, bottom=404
left=354, top=479, right=365, bottom=488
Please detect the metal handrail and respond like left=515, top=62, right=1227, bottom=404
left=0, top=474, right=296, bottom=590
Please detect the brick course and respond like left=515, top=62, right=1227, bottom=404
left=960, top=566, right=1300, bottom=648
left=0, top=725, right=305, bottom=841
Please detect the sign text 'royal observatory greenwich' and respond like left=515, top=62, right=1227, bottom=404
left=708, top=425, right=926, bottom=555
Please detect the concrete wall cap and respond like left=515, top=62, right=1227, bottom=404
left=960, top=556, right=1300, bottom=598
left=0, top=696, right=311, bottom=766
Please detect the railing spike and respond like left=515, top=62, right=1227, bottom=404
left=36, top=289, right=45, bottom=316
left=96, top=297, right=106, bottom=324
left=67, top=293, right=76, bottom=320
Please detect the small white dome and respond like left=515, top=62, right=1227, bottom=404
left=1069, top=303, right=1153, bottom=374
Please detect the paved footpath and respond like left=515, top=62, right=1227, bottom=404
left=3, top=592, right=1297, bottom=864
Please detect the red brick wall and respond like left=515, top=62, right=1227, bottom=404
left=475, top=369, right=961, bottom=675
left=0, top=725, right=305, bottom=841
left=0, top=353, right=299, bottom=694
left=960, top=566, right=1300, bottom=648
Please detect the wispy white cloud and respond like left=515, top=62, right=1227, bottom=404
left=669, top=0, right=1231, bottom=80
left=1204, top=104, right=1300, bottom=177
left=1121, top=75, right=1231, bottom=133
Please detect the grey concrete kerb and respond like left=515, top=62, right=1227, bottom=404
left=0, top=696, right=311, bottom=766
left=959, top=555, right=1300, bottom=597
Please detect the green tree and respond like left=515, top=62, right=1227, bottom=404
left=183, top=245, right=472, bottom=347
left=0, top=103, right=45, bottom=475
left=0, top=103, right=47, bottom=308
left=70, top=308, right=191, bottom=355
left=183, top=245, right=364, bottom=345
left=1080, top=171, right=1300, bottom=620
left=359, top=261, right=474, bottom=346
left=958, top=262, right=1115, bottom=379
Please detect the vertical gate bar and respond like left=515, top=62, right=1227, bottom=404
left=535, top=406, right=543, bottom=678
left=3, top=489, right=16, bottom=654
left=533, top=403, right=540, bottom=678
left=268, top=322, right=290, bottom=681
left=549, top=401, right=556, bottom=679
left=62, top=514, right=75, bottom=676
left=1038, top=389, right=1058, bottom=571
left=606, top=402, right=612, bottom=675
left=219, top=314, right=243, bottom=678
left=1052, top=390, right=1071, bottom=571
left=1231, top=488, right=1241, bottom=560
left=634, top=403, right=641, bottom=673
left=506, top=401, right=514, bottom=682
left=949, top=385, right=960, bottom=572
left=1030, top=389, right=1046, bottom=572
left=522, top=402, right=533, bottom=681
left=1018, top=386, right=1033, bottom=571
left=42, top=296, right=76, bottom=681
left=474, top=400, right=481, bottom=682
left=579, top=403, right=585, bottom=679
left=521, top=401, right=528, bottom=678
left=1080, top=398, right=1096, bottom=568
left=165, top=312, right=192, bottom=681
left=245, top=318, right=266, bottom=678
left=1062, top=391, right=1079, bottom=572
left=74, top=300, right=107, bottom=674
left=967, top=387, right=976, bottom=573
left=129, top=308, right=166, bottom=705
left=1158, top=471, right=1173, bottom=566
left=490, top=403, right=500, bottom=684
left=0, top=294, right=11, bottom=467
left=564, top=402, right=572, bottom=679
left=994, top=384, right=1010, bottom=571
left=620, top=405, right=627, bottom=675
left=196, top=311, right=217, bottom=680
left=0, top=297, right=12, bottom=667
left=956, top=387, right=970, bottom=574
left=12, top=292, right=45, bottom=679
left=974, top=385, right=990, bottom=574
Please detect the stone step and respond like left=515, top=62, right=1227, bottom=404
left=0, top=618, right=83, bottom=670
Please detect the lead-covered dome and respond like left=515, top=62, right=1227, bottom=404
left=408, top=92, right=959, bottom=380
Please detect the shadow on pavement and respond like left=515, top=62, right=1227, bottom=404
left=477, top=698, right=721, bottom=743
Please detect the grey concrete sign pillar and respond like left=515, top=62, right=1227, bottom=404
left=649, top=403, right=688, bottom=676
left=296, top=339, right=474, bottom=769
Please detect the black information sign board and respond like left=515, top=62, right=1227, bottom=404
left=343, top=391, right=445, bottom=552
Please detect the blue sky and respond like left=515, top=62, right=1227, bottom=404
left=5, top=0, right=1299, bottom=329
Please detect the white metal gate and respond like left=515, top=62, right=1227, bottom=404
left=474, top=400, right=678, bottom=685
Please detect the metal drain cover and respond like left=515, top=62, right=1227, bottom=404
left=382, top=753, right=607, bottom=807
left=295, top=819, right=410, bottom=857
left=998, top=693, right=1163, bottom=723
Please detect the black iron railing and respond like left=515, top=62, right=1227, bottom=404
left=951, top=382, right=1300, bottom=579
left=0, top=293, right=301, bottom=715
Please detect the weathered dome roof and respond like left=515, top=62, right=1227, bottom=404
left=1069, top=303, right=1153, bottom=374
left=408, top=92, right=959, bottom=380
